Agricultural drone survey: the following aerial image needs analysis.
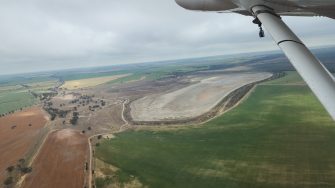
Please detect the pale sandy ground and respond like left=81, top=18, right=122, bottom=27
left=53, top=94, right=76, bottom=101
left=61, top=74, right=130, bottom=90
left=130, top=72, right=272, bottom=121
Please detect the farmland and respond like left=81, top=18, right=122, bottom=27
left=0, top=89, right=36, bottom=115
left=23, top=129, right=89, bottom=188
left=0, top=79, right=59, bottom=115
left=0, top=107, right=48, bottom=185
left=0, top=47, right=334, bottom=188
left=61, top=74, right=130, bottom=90
left=95, top=72, right=335, bottom=188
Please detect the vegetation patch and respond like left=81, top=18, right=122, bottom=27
left=95, top=158, right=142, bottom=188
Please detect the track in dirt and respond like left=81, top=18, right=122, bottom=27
left=22, top=129, right=89, bottom=188
left=0, top=107, right=47, bottom=183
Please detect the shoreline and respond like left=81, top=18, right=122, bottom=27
left=124, top=72, right=285, bottom=126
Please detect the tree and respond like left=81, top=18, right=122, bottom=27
left=6, top=166, right=14, bottom=173
left=3, top=177, right=13, bottom=185
left=50, top=114, right=56, bottom=121
left=70, top=117, right=78, bottom=125
left=20, top=167, right=32, bottom=174
left=18, top=158, right=25, bottom=164
left=70, top=112, right=79, bottom=125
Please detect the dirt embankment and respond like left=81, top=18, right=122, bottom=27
left=22, top=129, right=89, bottom=188
left=0, top=107, right=47, bottom=185
left=125, top=72, right=285, bottom=126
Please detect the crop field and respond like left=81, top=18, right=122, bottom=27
left=265, top=71, right=305, bottom=85
left=95, top=72, right=335, bottom=188
left=61, top=74, right=130, bottom=89
left=0, top=89, right=37, bottom=115
left=0, top=107, right=47, bottom=184
left=0, top=78, right=59, bottom=115
left=26, top=80, right=60, bottom=93
left=23, top=129, right=89, bottom=188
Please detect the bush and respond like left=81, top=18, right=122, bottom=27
left=6, top=166, right=14, bottom=173
left=20, top=167, right=32, bottom=174
left=3, top=177, right=13, bottom=185
left=18, top=158, right=25, bottom=164
left=70, top=116, right=79, bottom=125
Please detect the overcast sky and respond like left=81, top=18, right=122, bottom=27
left=1, top=0, right=335, bottom=75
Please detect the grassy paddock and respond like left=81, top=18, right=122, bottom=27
left=95, top=72, right=335, bottom=188
left=264, top=71, right=305, bottom=85
left=0, top=89, right=37, bottom=115
left=0, top=79, right=58, bottom=115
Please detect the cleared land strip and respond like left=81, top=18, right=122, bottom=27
left=126, top=72, right=284, bottom=125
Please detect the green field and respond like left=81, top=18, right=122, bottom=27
left=265, top=71, right=305, bottom=85
left=0, top=79, right=58, bottom=114
left=0, top=89, right=36, bottom=114
left=95, top=72, right=335, bottom=188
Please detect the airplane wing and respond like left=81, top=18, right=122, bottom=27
left=310, top=5, right=335, bottom=19
left=251, top=0, right=335, bottom=19
left=175, top=0, right=335, bottom=120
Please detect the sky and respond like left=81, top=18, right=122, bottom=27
left=1, top=0, right=335, bottom=75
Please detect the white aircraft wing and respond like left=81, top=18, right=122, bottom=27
left=252, top=0, right=335, bottom=19
left=175, top=0, right=335, bottom=120
left=176, top=0, right=335, bottom=18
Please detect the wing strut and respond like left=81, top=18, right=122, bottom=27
left=251, top=5, right=335, bottom=120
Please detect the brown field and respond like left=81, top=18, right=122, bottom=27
left=23, top=129, right=89, bottom=188
left=0, top=107, right=47, bottom=183
left=61, top=74, right=130, bottom=90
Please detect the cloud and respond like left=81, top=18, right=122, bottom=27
left=0, top=0, right=335, bottom=74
